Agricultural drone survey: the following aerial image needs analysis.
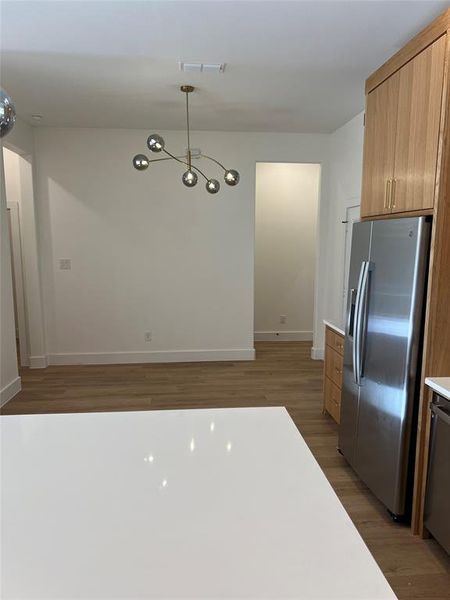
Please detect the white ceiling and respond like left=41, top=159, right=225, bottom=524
left=1, top=0, right=449, bottom=133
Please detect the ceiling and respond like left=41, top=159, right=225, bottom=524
left=1, top=0, right=449, bottom=133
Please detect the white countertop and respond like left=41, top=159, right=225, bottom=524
left=425, top=377, right=450, bottom=401
left=1, top=407, right=395, bottom=599
left=324, top=319, right=345, bottom=337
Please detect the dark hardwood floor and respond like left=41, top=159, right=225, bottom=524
left=3, top=341, right=450, bottom=598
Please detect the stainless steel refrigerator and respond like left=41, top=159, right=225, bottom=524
left=339, top=216, right=431, bottom=518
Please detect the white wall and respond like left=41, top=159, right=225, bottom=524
left=3, top=120, right=47, bottom=370
left=33, top=127, right=329, bottom=364
left=3, top=148, right=21, bottom=203
left=254, top=162, right=320, bottom=340
left=312, top=112, right=364, bottom=358
left=2, top=117, right=362, bottom=370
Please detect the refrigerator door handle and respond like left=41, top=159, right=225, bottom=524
left=353, top=261, right=367, bottom=385
left=358, top=261, right=372, bottom=381
left=347, top=288, right=357, bottom=338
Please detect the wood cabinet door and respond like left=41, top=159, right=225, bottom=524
left=361, top=72, right=399, bottom=218
left=392, top=35, right=446, bottom=214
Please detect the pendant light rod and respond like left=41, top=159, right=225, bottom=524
left=186, top=92, right=191, bottom=169
left=181, top=85, right=194, bottom=170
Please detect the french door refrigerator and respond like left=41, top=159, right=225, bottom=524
left=339, top=216, right=431, bottom=519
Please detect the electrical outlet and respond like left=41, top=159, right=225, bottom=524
left=280, top=315, right=287, bottom=324
left=59, top=259, right=71, bottom=270
left=144, top=331, right=152, bottom=342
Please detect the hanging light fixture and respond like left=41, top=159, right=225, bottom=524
left=132, top=86, right=240, bottom=194
left=0, top=89, right=16, bottom=138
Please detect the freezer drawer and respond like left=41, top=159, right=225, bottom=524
left=424, top=394, right=450, bottom=555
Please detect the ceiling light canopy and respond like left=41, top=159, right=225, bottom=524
left=132, top=86, right=240, bottom=195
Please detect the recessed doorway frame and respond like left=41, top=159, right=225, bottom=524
left=253, top=160, right=322, bottom=343
left=7, top=201, right=29, bottom=367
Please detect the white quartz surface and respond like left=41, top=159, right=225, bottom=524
left=1, top=407, right=395, bottom=599
left=324, top=319, right=345, bottom=337
left=425, top=377, right=450, bottom=401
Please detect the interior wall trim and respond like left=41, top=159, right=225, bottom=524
left=0, top=376, right=22, bottom=406
left=254, top=331, right=313, bottom=342
left=46, top=349, right=255, bottom=366
left=310, top=346, right=325, bottom=361
left=29, top=355, right=49, bottom=369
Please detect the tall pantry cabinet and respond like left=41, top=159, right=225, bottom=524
left=360, top=10, right=450, bottom=536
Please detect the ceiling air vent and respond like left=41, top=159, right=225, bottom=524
left=179, top=62, right=225, bottom=73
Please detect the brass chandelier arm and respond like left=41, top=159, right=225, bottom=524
left=162, top=148, right=209, bottom=181
left=146, top=154, right=186, bottom=163
left=199, top=153, right=227, bottom=172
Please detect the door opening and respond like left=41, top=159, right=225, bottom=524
left=254, top=162, right=321, bottom=343
left=4, top=147, right=30, bottom=367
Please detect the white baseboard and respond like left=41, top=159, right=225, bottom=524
left=311, top=346, right=324, bottom=360
left=254, top=330, right=313, bottom=342
left=29, top=355, right=49, bottom=369
left=1, top=376, right=21, bottom=406
left=47, top=348, right=256, bottom=366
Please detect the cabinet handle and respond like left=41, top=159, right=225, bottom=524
left=391, top=178, right=396, bottom=209
left=384, top=179, right=392, bottom=210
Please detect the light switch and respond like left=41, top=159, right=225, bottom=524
left=59, top=259, right=72, bottom=270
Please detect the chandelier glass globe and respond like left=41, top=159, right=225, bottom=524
left=132, top=154, right=150, bottom=170
left=224, top=169, right=240, bottom=186
left=0, top=89, right=16, bottom=138
left=147, top=134, right=165, bottom=153
left=182, top=170, right=198, bottom=187
left=206, top=179, right=220, bottom=194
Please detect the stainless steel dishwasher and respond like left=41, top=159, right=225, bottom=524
left=424, top=393, right=450, bottom=555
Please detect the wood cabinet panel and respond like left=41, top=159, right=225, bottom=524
left=324, top=376, right=341, bottom=424
left=366, top=10, right=450, bottom=93
left=323, top=326, right=345, bottom=424
left=392, top=36, right=446, bottom=213
left=326, top=328, right=344, bottom=355
left=325, top=345, right=343, bottom=389
left=361, top=73, right=399, bottom=218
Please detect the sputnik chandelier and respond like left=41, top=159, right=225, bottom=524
left=132, top=85, right=240, bottom=194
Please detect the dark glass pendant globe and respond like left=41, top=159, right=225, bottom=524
left=182, top=170, right=198, bottom=187
left=132, top=154, right=150, bottom=170
left=0, top=90, right=16, bottom=138
left=147, top=134, right=165, bottom=153
left=224, top=169, right=240, bottom=186
left=206, top=179, right=220, bottom=194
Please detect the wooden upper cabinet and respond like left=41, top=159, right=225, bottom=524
left=392, top=36, right=446, bottom=214
left=361, top=34, right=447, bottom=218
left=360, top=73, right=399, bottom=218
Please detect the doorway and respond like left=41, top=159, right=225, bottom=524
left=3, top=148, right=29, bottom=367
left=254, top=162, right=321, bottom=341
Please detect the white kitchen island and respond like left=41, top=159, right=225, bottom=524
left=1, top=407, right=396, bottom=599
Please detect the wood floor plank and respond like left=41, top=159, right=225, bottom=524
left=2, top=341, right=449, bottom=598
